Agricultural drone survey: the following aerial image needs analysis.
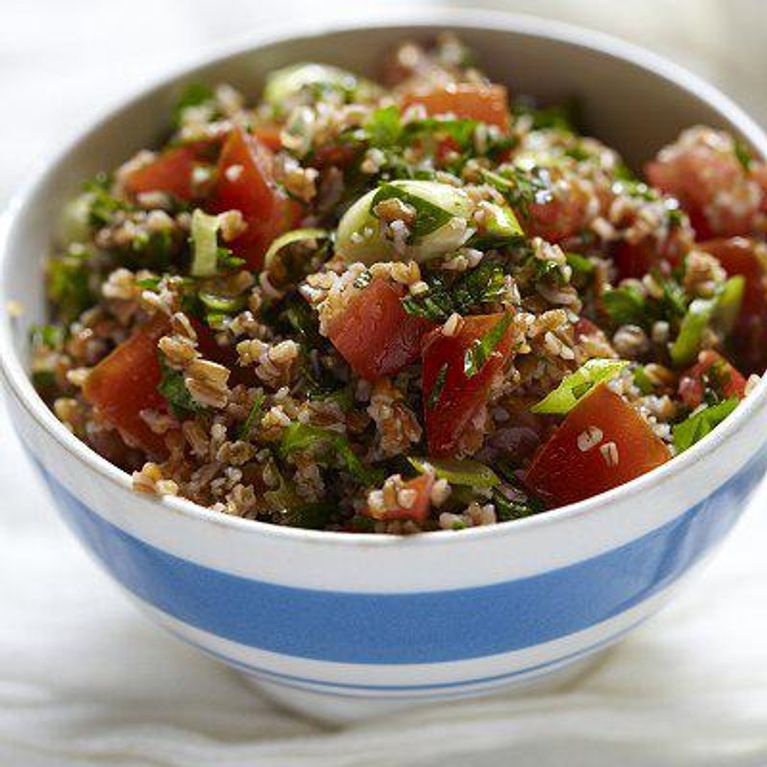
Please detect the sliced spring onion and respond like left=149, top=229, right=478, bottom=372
left=672, top=397, right=739, bottom=453
left=263, top=63, right=381, bottom=112
left=670, top=297, right=716, bottom=368
left=531, top=358, right=629, bottom=415
left=408, top=457, right=500, bottom=488
left=263, top=228, right=330, bottom=270
left=669, top=276, right=745, bottom=367
left=714, top=275, right=745, bottom=335
left=335, top=180, right=473, bottom=264
left=198, top=291, right=247, bottom=313
left=190, top=209, right=222, bottom=277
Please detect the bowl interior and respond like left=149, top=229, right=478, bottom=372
left=2, top=15, right=765, bottom=441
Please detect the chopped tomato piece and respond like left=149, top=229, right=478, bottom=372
left=422, top=313, right=517, bottom=456
left=524, top=384, right=671, bottom=507
left=251, top=123, right=283, bottom=152
left=82, top=316, right=170, bottom=456
left=678, top=350, right=747, bottom=409
left=402, top=83, right=510, bottom=132
left=523, top=175, right=592, bottom=243
left=123, top=145, right=208, bottom=202
left=368, top=473, right=434, bottom=523
left=208, top=128, right=302, bottom=270
left=700, top=237, right=767, bottom=373
left=311, top=143, right=360, bottom=169
left=328, top=279, right=434, bottom=380
left=611, top=224, right=691, bottom=280
left=82, top=317, right=246, bottom=456
left=645, top=129, right=762, bottom=238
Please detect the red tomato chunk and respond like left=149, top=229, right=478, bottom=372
left=208, top=128, right=301, bottom=270
left=123, top=145, right=207, bottom=202
left=700, top=237, right=767, bottom=373
left=82, top=316, right=171, bottom=457
left=678, top=350, right=747, bottom=409
left=422, top=313, right=516, bottom=457
left=524, top=384, right=671, bottom=507
left=328, top=279, right=434, bottom=381
left=369, top=473, right=435, bottom=523
left=402, top=83, right=510, bottom=132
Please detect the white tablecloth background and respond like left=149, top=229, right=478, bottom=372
left=2, top=2, right=767, bottom=765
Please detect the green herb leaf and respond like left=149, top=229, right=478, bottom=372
left=402, top=261, right=507, bottom=322
left=371, top=183, right=453, bottom=239
left=157, top=356, right=204, bottom=418
left=673, top=397, right=739, bottom=453
left=531, top=358, right=629, bottom=415
left=481, top=167, right=552, bottom=216
left=172, top=83, right=215, bottom=129
left=365, top=105, right=403, bottom=148
left=282, top=502, right=336, bottom=530
left=47, top=251, right=94, bottom=321
left=82, top=174, right=128, bottom=228
left=408, top=457, right=500, bottom=487
left=602, top=286, right=648, bottom=327
left=734, top=139, right=753, bottom=172
left=238, top=391, right=265, bottom=439
left=30, top=324, right=65, bottom=350
left=279, top=422, right=382, bottom=486
left=463, top=312, right=514, bottom=378
left=427, top=363, right=448, bottom=409
left=492, top=485, right=545, bottom=521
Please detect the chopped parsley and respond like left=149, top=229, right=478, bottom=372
left=402, top=261, right=508, bottom=322
left=673, top=397, right=739, bottom=453
left=426, top=363, right=448, bottom=409
left=172, top=83, right=215, bottom=129
left=157, top=356, right=204, bottom=418
left=238, top=390, right=265, bottom=439
left=47, top=249, right=94, bottom=321
left=279, top=422, right=383, bottom=486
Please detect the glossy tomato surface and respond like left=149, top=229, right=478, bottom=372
left=524, top=383, right=671, bottom=507
left=423, top=313, right=516, bottom=456
left=328, top=279, right=435, bottom=381
left=208, top=128, right=301, bottom=270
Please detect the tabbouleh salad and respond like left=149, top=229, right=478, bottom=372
left=30, top=35, right=767, bottom=533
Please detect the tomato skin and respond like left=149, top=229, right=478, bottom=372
left=524, top=384, right=671, bottom=507
left=123, top=145, right=205, bottom=201
left=678, top=350, right=747, bottom=409
left=402, top=83, right=510, bottom=132
left=328, top=279, right=435, bottom=381
left=370, top=473, right=434, bottom=523
left=82, top=317, right=246, bottom=456
left=208, top=128, right=302, bottom=270
left=423, top=313, right=516, bottom=457
left=82, top=316, right=171, bottom=457
left=251, top=123, right=283, bottom=152
left=645, top=132, right=761, bottom=238
left=700, top=237, right=767, bottom=373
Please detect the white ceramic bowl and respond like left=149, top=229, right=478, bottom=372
left=3, top=10, right=767, bottom=725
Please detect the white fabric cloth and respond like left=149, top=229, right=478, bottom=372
left=2, top=1, right=767, bottom=764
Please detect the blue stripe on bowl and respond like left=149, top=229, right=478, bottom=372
left=40, top=446, right=766, bottom=665
left=162, top=611, right=651, bottom=695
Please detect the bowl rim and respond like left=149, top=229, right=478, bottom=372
left=2, top=6, right=767, bottom=549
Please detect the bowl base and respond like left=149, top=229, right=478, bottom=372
left=238, top=648, right=611, bottom=726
